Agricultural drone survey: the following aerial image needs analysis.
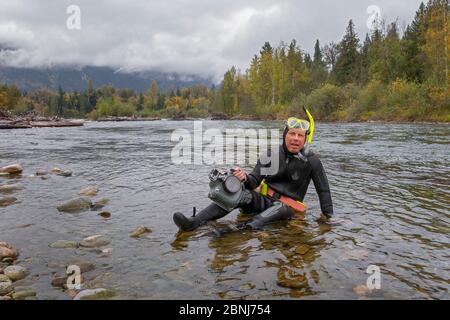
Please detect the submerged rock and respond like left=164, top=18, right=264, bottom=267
left=0, top=196, right=17, bottom=207
left=4, top=265, right=27, bottom=281
left=73, top=288, right=116, bottom=300
left=79, top=186, right=99, bottom=196
left=0, top=242, right=19, bottom=261
left=79, top=235, right=111, bottom=248
left=49, top=240, right=79, bottom=249
left=57, top=197, right=92, bottom=213
left=0, top=281, right=13, bottom=295
left=353, top=284, right=372, bottom=296
left=11, top=290, right=36, bottom=300
left=52, top=167, right=72, bottom=177
left=35, top=170, right=48, bottom=176
left=98, top=212, right=111, bottom=219
left=51, top=276, right=68, bottom=288
left=66, top=260, right=95, bottom=273
left=0, top=183, right=25, bottom=193
left=94, top=198, right=109, bottom=206
left=0, top=164, right=23, bottom=174
left=295, top=244, right=311, bottom=255
left=130, top=226, right=152, bottom=238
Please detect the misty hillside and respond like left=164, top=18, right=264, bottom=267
left=0, top=64, right=213, bottom=93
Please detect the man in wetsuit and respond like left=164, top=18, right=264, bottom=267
left=173, top=115, right=334, bottom=232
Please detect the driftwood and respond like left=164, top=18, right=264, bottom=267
left=0, top=112, right=84, bottom=129
left=96, top=116, right=161, bottom=122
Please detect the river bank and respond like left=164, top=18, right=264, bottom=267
left=0, top=111, right=84, bottom=129
left=1, top=111, right=448, bottom=130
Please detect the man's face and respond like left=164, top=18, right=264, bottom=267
left=285, top=128, right=306, bottom=153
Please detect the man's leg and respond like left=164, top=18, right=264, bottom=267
left=243, top=201, right=293, bottom=229
left=238, top=191, right=294, bottom=229
left=173, top=203, right=230, bottom=232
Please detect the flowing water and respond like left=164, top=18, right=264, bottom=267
left=0, top=120, right=449, bottom=300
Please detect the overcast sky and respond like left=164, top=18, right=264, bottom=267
left=0, top=0, right=423, bottom=81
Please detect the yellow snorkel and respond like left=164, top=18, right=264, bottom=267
left=303, top=106, right=315, bottom=144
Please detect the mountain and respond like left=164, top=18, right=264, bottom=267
left=0, top=65, right=213, bottom=93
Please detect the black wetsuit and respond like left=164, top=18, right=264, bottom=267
left=173, top=140, right=334, bottom=231
left=243, top=144, right=334, bottom=217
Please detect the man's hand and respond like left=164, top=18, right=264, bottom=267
left=232, top=167, right=247, bottom=182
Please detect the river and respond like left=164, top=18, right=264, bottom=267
left=0, top=120, right=449, bottom=299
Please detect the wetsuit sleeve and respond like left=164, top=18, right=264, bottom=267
left=310, top=155, right=334, bottom=217
left=244, top=158, right=264, bottom=190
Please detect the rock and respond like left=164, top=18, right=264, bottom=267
left=130, top=226, right=152, bottom=238
left=98, top=212, right=111, bottom=218
left=0, top=183, right=25, bottom=193
left=11, top=290, right=36, bottom=300
left=86, top=272, right=113, bottom=289
left=0, top=295, right=11, bottom=300
left=94, top=198, right=109, bottom=206
left=41, top=176, right=49, bottom=180
left=66, top=289, right=78, bottom=298
left=52, top=167, right=72, bottom=177
left=98, top=248, right=113, bottom=258
left=51, top=276, right=68, bottom=288
left=353, top=284, right=372, bottom=296
left=340, top=249, right=369, bottom=261
left=0, top=281, right=13, bottom=295
left=66, top=260, right=95, bottom=273
left=0, top=274, right=10, bottom=282
left=0, top=243, right=19, bottom=261
left=79, top=235, right=111, bottom=248
left=49, top=240, right=79, bottom=249
left=4, top=265, right=27, bottom=281
left=57, top=197, right=92, bottom=213
left=0, top=164, right=23, bottom=174
left=52, top=274, right=85, bottom=289
left=79, top=186, right=98, bottom=196
left=295, top=244, right=311, bottom=255
left=35, top=170, right=48, bottom=176
left=73, top=288, right=116, bottom=300
left=0, top=196, right=17, bottom=207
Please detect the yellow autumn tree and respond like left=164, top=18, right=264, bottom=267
left=422, top=0, right=449, bottom=86
left=0, top=89, right=8, bottom=111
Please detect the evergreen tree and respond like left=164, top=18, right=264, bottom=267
left=333, top=20, right=361, bottom=85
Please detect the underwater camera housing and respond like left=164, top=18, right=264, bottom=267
left=208, top=168, right=244, bottom=211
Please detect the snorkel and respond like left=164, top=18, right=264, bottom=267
left=301, top=106, right=315, bottom=156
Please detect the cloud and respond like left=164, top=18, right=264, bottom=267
left=0, top=0, right=423, bottom=82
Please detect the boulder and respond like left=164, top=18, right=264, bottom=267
left=79, top=186, right=98, bottom=196
left=0, top=164, right=23, bottom=174
left=11, top=290, right=36, bottom=300
left=79, top=235, right=111, bottom=248
left=35, top=170, right=48, bottom=176
left=49, top=240, right=79, bottom=249
left=52, top=167, right=72, bottom=177
left=0, top=243, right=19, bottom=261
left=130, top=226, right=152, bottom=238
left=0, top=196, right=17, bottom=207
left=4, top=265, right=27, bottom=281
left=98, top=212, right=111, bottom=219
left=57, top=197, right=92, bottom=213
left=0, top=281, right=13, bottom=295
left=0, top=183, right=25, bottom=193
left=73, top=288, right=116, bottom=300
